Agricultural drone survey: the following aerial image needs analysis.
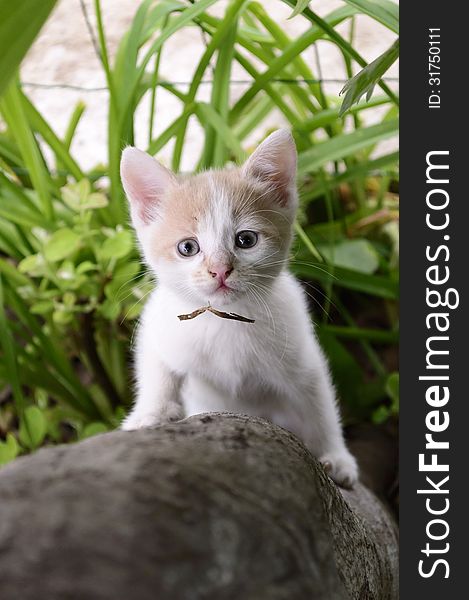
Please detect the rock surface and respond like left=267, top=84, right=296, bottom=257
left=0, top=413, right=398, bottom=600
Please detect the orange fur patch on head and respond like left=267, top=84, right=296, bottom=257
left=147, top=166, right=295, bottom=265
left=210, top=169, right=294, bottom=252
left=122, top=131, right=298, bottom=306
left=148, top=172, right=212, bottom=262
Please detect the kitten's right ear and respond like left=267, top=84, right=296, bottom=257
left=120, top=147, right=176, bottom=227
left=242, top=129, right=297, bottom=209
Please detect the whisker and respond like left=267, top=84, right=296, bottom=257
left=290, top=260, right=339, bottom=280
left=246, top=282, right=276, bottom=336
left=122, top=285, right=154, bottom=330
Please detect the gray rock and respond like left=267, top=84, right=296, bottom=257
left=0, top=413, right=398, bottom=600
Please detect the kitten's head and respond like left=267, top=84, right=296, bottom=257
left=120, top=129, right=297, bottom=306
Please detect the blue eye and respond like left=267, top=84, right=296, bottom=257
left=235, top=230, right=258, bottom=249
left=177, top=239, right=200, bottom=257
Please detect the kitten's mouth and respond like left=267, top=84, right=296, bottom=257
left=208, top=282, right=238, bottom=303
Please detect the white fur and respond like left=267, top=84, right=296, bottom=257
left=120, top=130, right=358, bottom=488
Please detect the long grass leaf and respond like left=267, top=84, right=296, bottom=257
left=20, top=90, right=85, bottom=181
left=64, top=101, right=86, bottom=150
left=340, top=39, right=399, bottom=115
left=0, top=83, right=54, bottom=219
left=230, top=12, right=342, bottom=123
left=0, top=275, right=26, bottom=413
left=298, top=119, right=398, bottom=174
left=303, top=151, right=399, bottom=201
left=202, top=20, right=238, bottom=168
left=195, top=104, right=246, bottom=163
left=279, top=0, right=399, bottom=106
left=340, top=0, right=399, bottom=33
left=291, top=261, right=398, bottom=299
left=0, top=0, right=58, bottom=96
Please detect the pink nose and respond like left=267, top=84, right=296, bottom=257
left=208, top=265, right=233, bottom=283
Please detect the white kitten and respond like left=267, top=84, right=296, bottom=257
left=120, top=130, right=358, bottom=488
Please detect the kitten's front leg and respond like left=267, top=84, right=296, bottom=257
left=277, top=367, right=358, bottom=489
left=121, top=354, right=184, bottom=431
left=303, top=372, right=358, bottom=489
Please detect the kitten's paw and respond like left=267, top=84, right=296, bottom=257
left=121, top=413, right=162, bottom=431
left=319, top=449, right=359, bottom=489
left=121, top=403, right=184, bottom=431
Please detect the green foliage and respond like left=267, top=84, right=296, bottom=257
left=285, top=1, right=399, bottom=114
left=0, top=0, right=58, bottom=96
left=289, top=0, right=398, bottom=33
left=19, top=405, right=47, bottom=449
left=0, top=433, right=19, bottom=465
left=0, top=0, right=399, bottom=463
left=339, top=39, right=399, bottom=115
left=340, top=0, right=398, bottom=33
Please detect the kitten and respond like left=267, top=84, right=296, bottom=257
left=120, top=130, right=358, bottom=488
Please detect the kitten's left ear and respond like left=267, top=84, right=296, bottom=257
left=242, top=129, right=297, bottom=208
left=120, top=147, right=176, bottom=227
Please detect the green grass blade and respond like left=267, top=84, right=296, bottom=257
left=169, top=0, right=248, bottom=170
left=0, top=0, right=58, bottom=96
left=201, top=19, right=238, bottom=168
left=0, top=257, right=30, bottom=287
left=0, top=196, right=50, bottom=229
left=64, top=101, right=86, bottom=150
left=146, top=105, right=196, bottom=155
left=297, top=118, right=398, bottom=174
left=294, top=222, right=323, bottom=262
left=249, top=2, right=344, bottom=111
left=112, top=0, right=153, bottom=104
left=319, top=324, right=398, bottom=344
left=279, top=0, right=399, bottom=106
left=0, top=170, right=46, bottom=217
left=6, top=286, right=101, bottom=418
left=232, top=51, right=301, bottom=126
left=0, top=275, right=26, bottom=413
left=303, top=153, right=399, bottom=202
left=299, top=96, right=389, bottom=133
left=291, top=261, right=398, bottom=299
left=288, top=1, right=311, bottom=19
left=230, top=8, right=353, bottom=123
left=0, top=83, right=54, bottom=219
left=20, top=89, right=85, bottom=180
left=340, top=39, right=399, bottom=115
left=93, top=0, right=116, bottom=99
left=195, top=104, right=246, bottom=164
left=0, top=222, right=24, bottom=259
left=341, top=0, right=399, bottom=33
left=234, top=95, right=274, bottom=140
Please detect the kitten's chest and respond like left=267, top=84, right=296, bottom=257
left=145, top=287, right=292, bottom=389
left=163, top=313, right=255, bottom=371
left=153, top=307, right=277, bottom=386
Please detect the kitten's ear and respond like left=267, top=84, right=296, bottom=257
left=242, top=129, right=297, bottom=207
left=120, top=147, right=176, bottom=226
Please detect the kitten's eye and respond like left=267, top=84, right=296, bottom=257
left=235, top=230, right=258, bottom=249
left=177, top=239, right=200, bottom=257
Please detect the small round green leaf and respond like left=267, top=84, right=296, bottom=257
left=31, top=300, right=54, bottom=314
left=81, top=192, right=109, bottom=210
left=44, top=229, right=81, bottom=262
left=0, top=433, right=19, bottom=465
left=318, top=239, right=379, bottom=274
left=18, top=253, right=47, bottom=276
left=82, top=422, right=109, bottom=439
left=100, top=230, right=134, bottom=261
left=19, top=406, right=47, bottom=449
